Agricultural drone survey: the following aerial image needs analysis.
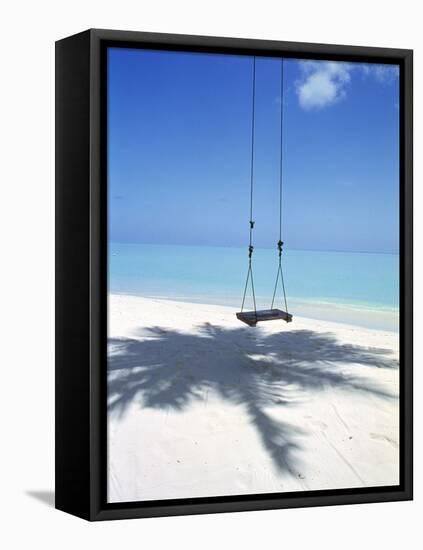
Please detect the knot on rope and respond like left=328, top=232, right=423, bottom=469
left=248, top=245, right=254, bottom=258
left=277, top=239, right=284, bottom=256
left=250, top=220, right=255, bottom=229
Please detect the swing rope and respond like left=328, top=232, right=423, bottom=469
left=270, top=58, right=289, bottom=313
left=240, top=56, right=257, bottom=316
left=240, top=57, right=290, bottom=318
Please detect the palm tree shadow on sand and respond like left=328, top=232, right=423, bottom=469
left=108, top=324, right=398, bottom=476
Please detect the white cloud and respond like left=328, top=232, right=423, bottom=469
left=363, top=63, right=399, bottom=83
left=296, top=61, right=352, bottom=110
left=295, top=61, right=399, bottom=111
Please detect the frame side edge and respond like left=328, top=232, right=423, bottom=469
left=55, top=30, right=92, bottom=520
left=402, top=49, right=413, bottom=499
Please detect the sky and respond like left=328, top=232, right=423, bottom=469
left=108, top=47, right=400, bottom=254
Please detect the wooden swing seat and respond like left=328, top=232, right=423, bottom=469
left=236, top=309, right=293, bottom=327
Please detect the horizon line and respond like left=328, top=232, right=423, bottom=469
left=108, top=240, right=399, bottom=256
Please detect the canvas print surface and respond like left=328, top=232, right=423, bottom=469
left=107, top=47, right=400, bottom=503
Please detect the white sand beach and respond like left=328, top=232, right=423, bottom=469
left=107, top=294, right=399, bottom=503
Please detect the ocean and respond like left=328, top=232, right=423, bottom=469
left=108, top=242, right=399, bottom=331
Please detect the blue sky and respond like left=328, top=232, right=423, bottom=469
left=108, top=48, right=399, bottom=254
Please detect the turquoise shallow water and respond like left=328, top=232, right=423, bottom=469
left=108, top=243, right=399, bottom=331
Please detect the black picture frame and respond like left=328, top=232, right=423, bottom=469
left=55, top=28, right=413, bottom=521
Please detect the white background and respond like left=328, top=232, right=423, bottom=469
left=0, top=1, right=420, bottom=548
